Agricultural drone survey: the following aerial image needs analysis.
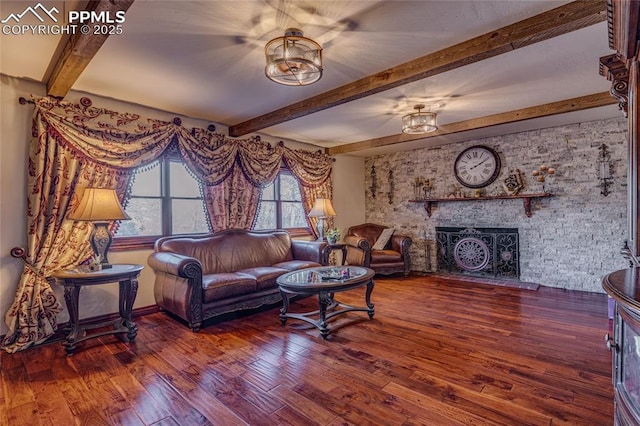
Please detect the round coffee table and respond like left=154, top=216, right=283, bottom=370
left=276, top=266, right=375, bottom=338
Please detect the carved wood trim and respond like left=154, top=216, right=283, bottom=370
left=600, top=53, right=630, bottom=116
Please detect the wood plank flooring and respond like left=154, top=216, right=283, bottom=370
left=0, top=274, right=614, bottom=425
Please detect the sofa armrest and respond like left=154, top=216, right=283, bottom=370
left=147, top=252, right=202, bottom=277
left=291, top=240, right=327, bottom=264
left=344, top=235, right=370, bottom=251
left=147, top=252, right=204, bottom=331
left=344, top=235, right=371, bottom=267
left=391, top=235, right=412, bottom=253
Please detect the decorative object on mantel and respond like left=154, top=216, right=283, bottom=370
left=265, top=28, right=322, bottom=86
left=402, top=104, right=438, bottom=134
left=412, top=176, right=432, bottom=200
left=370, top=165, right=377, bottom=198
left=532, top=164, right=555, bottom=193
left=388, top=169, right=394, bottom=204
left=68, top=187, right=130, bottom=268
left=454, top=145, right=501, bottom=189
left=503, top=169, right=524, bottom=195
left=598, top=143, right=613, bottom=196
left=423, top=178, right=432, bottom=199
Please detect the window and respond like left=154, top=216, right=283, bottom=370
left=253, top=171, right=310, bottom=235
left=114, top=157, right=209, bottom=248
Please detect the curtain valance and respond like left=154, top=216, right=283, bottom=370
left=33, top=96, right=333, bottom=186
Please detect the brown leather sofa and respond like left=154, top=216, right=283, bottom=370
left=344, top=223, right=412, bottom=276
left=147, top=229, right=327, bottom=331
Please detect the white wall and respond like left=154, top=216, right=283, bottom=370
left=0, top=75, right=366, bottom=336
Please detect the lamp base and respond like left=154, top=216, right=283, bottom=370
left=316, top=217, right=326, bottom=241
left=90, top=221, right=113, bottom=266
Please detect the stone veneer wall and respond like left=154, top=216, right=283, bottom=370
left=365, top=117, right=629, bottom=292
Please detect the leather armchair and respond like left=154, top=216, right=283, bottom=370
left=344, top=223, right=412, bottom=277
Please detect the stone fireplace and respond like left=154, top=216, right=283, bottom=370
left=436, top=227, right=520, bottom=279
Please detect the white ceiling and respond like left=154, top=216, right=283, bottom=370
left=0, top=0, right=621, bottom=156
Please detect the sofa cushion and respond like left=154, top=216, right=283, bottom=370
left=274, top=260, right=322, bottom=271
left=237, top=266, right=289, bottom=291
left=202, top=273, right=257, bottom=303
left=371, top=249, right=401, bottom=263
left=158, top=230, right=295, bottom=274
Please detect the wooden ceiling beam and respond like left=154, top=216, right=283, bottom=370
left=229, top=0, right=607, bottom=137
left=46, top=0, right=135, bottom=98
left=326, top=92, right=617, bottom=155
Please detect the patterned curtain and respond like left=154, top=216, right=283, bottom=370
left=2, top=109, right=132, bottom=353
left=203, top=166, right=261, bottom=230
left=3, top=96, right=334, bottom=352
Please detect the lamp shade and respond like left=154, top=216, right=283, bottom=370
left=69, top=188, right=130, bottom=222
left=402, top=104, right=438, bottom=134
left=265, top=28, right=322, bottom=86
left=308, top=198, right=336, bottom=218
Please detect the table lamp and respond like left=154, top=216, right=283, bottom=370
left=308, top=198, right=336, bottom=241
left=68, top=187, right=130, bottom=268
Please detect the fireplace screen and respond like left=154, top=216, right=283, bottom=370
left=436, top=227, right=519, bottom=278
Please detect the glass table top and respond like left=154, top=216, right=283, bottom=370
left=279, top=266, right=370, bottom=286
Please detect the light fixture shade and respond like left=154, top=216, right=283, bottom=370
left=402, top=104, right=438, bottom=134
left=265, top=28, right=322, bottom=86
left=308, top=198, right=336, bottom=218
left=69, top=188, right=130, bottom=222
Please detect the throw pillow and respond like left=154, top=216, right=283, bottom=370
left=372, top=228, right=395, bottom=250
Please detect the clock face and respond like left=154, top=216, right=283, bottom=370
left=454, top=145, right=501, bottom=188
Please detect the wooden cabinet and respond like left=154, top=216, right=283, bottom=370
left=603, top=268, right=640, bottom=425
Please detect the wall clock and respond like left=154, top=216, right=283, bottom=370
left=454, top=145, right=501, bottom=188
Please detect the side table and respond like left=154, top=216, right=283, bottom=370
left=322, top=243, right=347, bottom=265
left=51, top=264, right=143, bottom=355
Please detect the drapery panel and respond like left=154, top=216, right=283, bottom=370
left=3, top=96, right=333, bottom=352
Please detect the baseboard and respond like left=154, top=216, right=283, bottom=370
left=0, top=305, right=160, bottom=350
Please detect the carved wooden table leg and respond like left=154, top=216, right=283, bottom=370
left=365, top=279, right=375, bottom=319
left=63, top=285, right=81, bottom=355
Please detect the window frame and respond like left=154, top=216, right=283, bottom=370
left=112, top=155, right=209, bottom=251
left=113, top=163, right=313, bottom=251
left=254, top=169, right=312, bottom=238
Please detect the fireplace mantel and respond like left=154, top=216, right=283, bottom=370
left=409, top=193, right=552, bottom=217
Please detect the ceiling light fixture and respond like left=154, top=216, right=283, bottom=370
left=265, top=28, right=322, bottom=86
left=402, top=104, right=438, bottom=134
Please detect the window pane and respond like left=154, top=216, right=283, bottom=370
left=170, top=161, right=201, bottom=198
left=115, top=198, right=162, bottom=236
left=282, top=201, right=308, bottom=228
left=172, top=199, right=209, bottom=234
left=131, top=166, right=161, bottom=197
left=280, top=174, right=302, bottom=201
left=254, top=201, right=277, bottom=230
left=261, top=181, right=275, bottom=200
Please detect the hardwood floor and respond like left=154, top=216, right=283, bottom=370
left=0, top=275, right=614, bottom=425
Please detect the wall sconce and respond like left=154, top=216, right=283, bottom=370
left=599, top=143, right=613, bottom=196
left=388, top=169, right=394, bottom=204
left=370, top=165, right=377, bottom=198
